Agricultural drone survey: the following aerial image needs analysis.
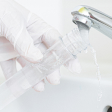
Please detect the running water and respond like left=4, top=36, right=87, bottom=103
left=77, top=22, right=102, bottom=102
left=90, top=46, right=102, bottom=101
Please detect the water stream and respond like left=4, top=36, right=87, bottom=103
left=77, top=22, right=102, bottom=102
left=90, top=46, right=102, bottom=102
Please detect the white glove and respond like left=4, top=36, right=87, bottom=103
left=0, top=0, right=81, bottom=92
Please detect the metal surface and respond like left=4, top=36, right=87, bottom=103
left=71, top=5, right=112, bottom=39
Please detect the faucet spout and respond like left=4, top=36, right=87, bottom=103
left=71, top=5, right=112, bottom=39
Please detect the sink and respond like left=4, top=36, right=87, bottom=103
left=0, top=63, right=112, bottom=112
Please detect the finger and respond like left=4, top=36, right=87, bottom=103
left=1, top=4, right=43, bottom=63
left=46, top=69, right=61, bottom=85
left=26, top=13, right=54, bottom=44
left=17, top=56, right=45, bottom=92
left=41, top=28, right=62, bottom=48
left=0, top=58, right=17, bottom=79
left=37, top=29, right=62, bottom=85
left=64, top=58, right=81, bottom=74
left=33, top=80, right=45, bottom=92
left=37, top=43, right=61, bottom=85
left=26, top=13, right=61, bottom=47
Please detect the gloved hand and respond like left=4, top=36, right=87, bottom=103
left=0, top=0, right=81, bottom=92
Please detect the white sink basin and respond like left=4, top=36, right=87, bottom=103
left=0, top=63, right=112, bottom=112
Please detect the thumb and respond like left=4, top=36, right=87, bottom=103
left=1, top=5, right=43, bottom=63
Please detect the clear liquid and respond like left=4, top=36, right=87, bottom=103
left=77, top=22, right=102, bottom=102
left=90, top=46, right=102, bottom=101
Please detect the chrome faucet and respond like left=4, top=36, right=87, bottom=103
left=71, top=5, right=112, bottom=39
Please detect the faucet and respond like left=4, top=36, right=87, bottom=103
left=71, top=5, right=112, bottom=39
